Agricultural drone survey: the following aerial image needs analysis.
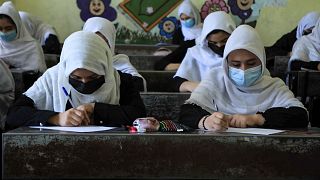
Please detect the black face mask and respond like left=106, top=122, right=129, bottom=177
left=69, top=76, right=105, bottom=94
left=302, top=30, right=312, bottom=36
left=208, top=43, right=225, bottom=57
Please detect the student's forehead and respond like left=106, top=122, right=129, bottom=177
left=0, top=17, right=14, bottom=26
left=71, top=68, right=97, bottom=76
left=228, top=49, right=259, bottom=61
left=180, top=13, right=191, bottom=18
left=207, top=32, right=229, bottom=41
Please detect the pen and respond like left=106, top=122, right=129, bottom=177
left=62, top=86, right=76, bottom=108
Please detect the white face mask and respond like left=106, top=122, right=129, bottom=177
left=228, top=65, right=262, bottom=87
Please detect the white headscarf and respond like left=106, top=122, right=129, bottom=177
left=296, top=11, right=320, bottom=39
left=290, top=18, right=320, bottom=65
left=178, top=0, right=202, bottom=41
left=19, top=11, right=58, bottom=46
left=174, top=11, right=236, bottom=82
left=24, top=31, right=120, bottom=112
left=0, top=60, right=14, bottom=130
left=83, top=17, right=146, bottom=91
left=0, top=2, right=46, bottom=72
left=186, top=25, right=305, bottom=115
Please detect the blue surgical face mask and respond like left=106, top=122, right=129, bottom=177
left=181, top=18, right=195, bottom=28
left=228, top=65, right=262, bottom=87
left=0, top=30, right=17, bottom=42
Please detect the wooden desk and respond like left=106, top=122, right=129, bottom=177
left=3, top=127, right=320, bottom=179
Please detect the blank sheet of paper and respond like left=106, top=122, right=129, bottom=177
left=29, top=126, right=116, bottom=133
left=225, top=128, right=284, bottom=135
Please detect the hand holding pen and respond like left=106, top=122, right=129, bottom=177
left=47, top=87, right=91, bottom=126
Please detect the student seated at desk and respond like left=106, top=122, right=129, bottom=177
left=0, top=60, right=14, bottom=131
left=154, top=0, right=202, bottom=71
left=19, top=11, right=61, bottom=55
left=0, top=2, right=46, bottom=73
left=5, top=31, right=146, bottom=130
left=265, top=11, right=320, bottom=68
left=83, top=17, right=146, bottom=91
left=173, top=11, right=236, bottom=92
left=289, top=17, right=320, bottom=71
left=179, top=25, right=308, bottom=131
left=289, top=18, right=320, bottom=127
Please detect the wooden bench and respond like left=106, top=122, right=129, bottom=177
left=140, top=92, right=190, bottom=121
left=139, top=70, right=176, bottom=92
left=271, top=56, right=290, bottom=82
left=288, top=70, right=320, bottom=126
left=129, top=55, right=164, bottom=70
left=115, top=44, right=178, bottom=55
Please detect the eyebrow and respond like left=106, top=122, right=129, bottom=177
left=229, top=58, right=258, bottom=62
left=70, top=74, right=99, bottom=78
left=209, top=37, right=229, bottom=43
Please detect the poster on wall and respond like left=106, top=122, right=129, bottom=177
left=77, top=0, right=118, bottom=22
left=76, top=0, right=288, bottom=44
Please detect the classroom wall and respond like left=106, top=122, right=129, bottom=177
left=6, top=0, right=320, bottom=46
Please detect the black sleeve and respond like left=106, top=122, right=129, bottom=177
left=172, top=27, right=184, bottom=45
left=261, top=106, right=308, bottom=128
left=132, top=76, right=145, bottom=91
left=154, top=40, right=195, bottom=70
left=172, top=76, right=188, bottom=92
left=93, top=72, right=146, bottom=127
left=43, top=34, right=61, bottom=54
left=265, top=27, right=297, bottom=59
left=178, top=105, right=308, bottom=129
left=290, top=60, right=320, bottom=71
left=178, top=104, right=210, bottom=129
left=5, top=95, right=58, bottom=130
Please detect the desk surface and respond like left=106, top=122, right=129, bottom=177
left=3, top=127, right=320, bottom=179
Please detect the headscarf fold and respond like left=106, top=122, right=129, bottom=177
left=0, top=60, right=14, bottom=130
left=186, top=25, right=305, bottom=114
left=0, top=1, right=46, bottom=72
left=19, top=11, right=58, bottom=46
left=296, top=11, right=320, bottom=39
left=25, top=31, right=120, bottom=112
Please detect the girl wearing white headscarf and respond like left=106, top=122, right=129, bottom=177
left=0, top=1, right=46, bottom=73
left=154, top=0, right=202, bottom=71
left=173, top=11, right=236, bottom=92
left=178, top=0, right=202, bottom=41
left=83, top=17, right=147, bottom=91
left=266, top=11, right=320, bottom=60
left=296, top=11, right=320, bottom=39
left=289, top=18, right=320, bottom=71
left=6, top=31, right=146, bottom=129
left=19, top=11, right=61, bottom=54
left=0, top=60, right=14, bottom=130
left=179, top=25, right=308, bottom=131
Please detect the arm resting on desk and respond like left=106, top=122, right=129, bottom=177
left=179, top=104, right=308, bottom=129
left=179, top=103, right=210, bottom=129
left=290, top=60, right=320, bottom=71
left=261, top=107, right=308, bottom=128
left=5, top=95, right=58, bottom=130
